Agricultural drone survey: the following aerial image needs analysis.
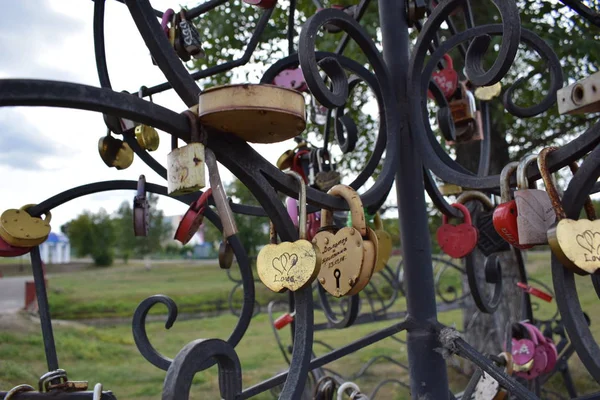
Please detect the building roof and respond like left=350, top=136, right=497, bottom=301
left=46, top=232, right=69, bottom=244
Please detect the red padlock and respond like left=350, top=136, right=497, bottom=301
left=274, top=312, right=295, bottom=330
left=427, top=54, right=458, bottom=100
left=436, top=203, right=478, bottom=258
left=273, top=68, right=308, bottom=92
left=0, top=236, right=32, bottom=257
left=174, top=189, right=213, bottom=245
left=243, top=0, right=276, bottom=9
left=516, top=282, right=553, bottom=303
left=493, top=162, right=533, bottom=250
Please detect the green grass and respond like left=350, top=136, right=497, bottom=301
left=1, top=253, right=600, bottom=398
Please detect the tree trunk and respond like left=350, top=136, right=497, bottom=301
left=455, top=107, right=523, bottom=359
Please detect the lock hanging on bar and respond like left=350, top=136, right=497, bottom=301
left=167, top=111, right=206, bottom=196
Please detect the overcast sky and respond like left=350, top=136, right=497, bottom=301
left=0, top=0, right=302, bottom=231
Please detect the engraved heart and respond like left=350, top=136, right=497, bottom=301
left=313, top=227, right=364, bottom=297
left=257, top=241, right=321, bottom=292
left=549, top=219, right=600, bottom=274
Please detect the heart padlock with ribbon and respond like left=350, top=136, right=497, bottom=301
left=509, top=321, right=557, bottom=380
left=174, top=189, right=213, bottom=245
left=436, top=203, right=478, bottom=259
left=427, top=54, right=458, bottom=100
left=539, top=146, right=600, bottom=275
left=493, top=162, right=532, bottom=250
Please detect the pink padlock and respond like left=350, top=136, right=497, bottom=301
left=527, top=322, right=557, bottom=374
left=509, top=322, right=556, bottom=380
left=287, top=197, right=299, bottom=228
left=273, top=68, right=308, bottom=92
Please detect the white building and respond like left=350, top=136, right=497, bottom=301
left=39, top=232, right=71, bottom=264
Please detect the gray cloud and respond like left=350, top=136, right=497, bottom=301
left=0, top=111, right=62, bottom=170
left=0, top=1, right=86, bottom=80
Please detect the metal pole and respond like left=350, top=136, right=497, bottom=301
left=377, top=0, right=450, bottom=398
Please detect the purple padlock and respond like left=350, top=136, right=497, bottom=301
left=273, top=68, right=307, bottom=92
left=510, top=322, right=551, bottom=380
left=528, top=323, right=557, bottom=374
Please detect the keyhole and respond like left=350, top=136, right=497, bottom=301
left=334, top=269, right=341, bottom=289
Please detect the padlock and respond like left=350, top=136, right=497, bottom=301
left=133, top=175, right=149, bottom=237
left=0, top=205, right=52, bottom=247
left=273, top=312, right=295, bottom=330
left=167, top=111, right=206, bottom=196
left=257, top=171, right=321, bottom=292
left=509, top=322, right=556, bottom=380
left=436, top=203, right=478, bottom=258
left=243, top=0, right=277, bottom=10
left=539, top=146, right=600, bottom=275
left=273, top=68, right=307, bottom=92
left=134, top=88, right=160, bottom=152
left=314, top=149, right=341, bottom=192
left=178, top=10, right=205, bottom=59
left=172, top=12, right=191, bottom=62
left=0, top=236, right=32, bottom=257
left=373, top=213, right=392, bottom=272
left=98, top=129, right=134, bottom=170
left=438, top=183, right=463, bottom=196
left=456, top=190, right=509, bottom=256
left=514, top=154, right=556, bottom=246
left=446, top=82, right=484, bottom=144
left=557, top=70, right=600, bottom=115
left=218, top=240, right=234, bottom=269
left=493, top=162, right=532, bottom=250
left=472, top=352, right=513, bottom=400
left=174, top=189, right=212, bottom=245
left=313, top=184, right=378, bottom=297
left=475, top=81, right=502, bottom=101
left=197, top=84, right=306, bottom=143
left=427, top=54, right=459, bottom=100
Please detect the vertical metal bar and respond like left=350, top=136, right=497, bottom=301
left=377, top=0, right=450, bottom=398
left=30, top=247, right=59, bottom=371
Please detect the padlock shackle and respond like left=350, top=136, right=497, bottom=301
left=21, top=204, right=52, bottom=224
left=137, top=175, right=146, bottom=199
left=320, top=185, right=367, bottom=236
left=442, top=203, right=471, bottom=225
left=183, top=110, right=200, bottom=143
left=285, top=170, right=307, bottom=240
left=456, top=190, right=494, bottom=210
left=442, top=54, right=453, bottom=71
left=373, top=212, right=384, bottom=230
left=499, top=161, right=519, bottom=203
left=538, top=147, right=596, bottom=221
left=191, top=188, right=213, bottom=213
left=205, top=148, right=238, bottom=238
left=517, top=154, right=538, bottom=190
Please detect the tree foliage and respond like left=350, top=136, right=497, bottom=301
left=63, top=209, right=116, bottom=266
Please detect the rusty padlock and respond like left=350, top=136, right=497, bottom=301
left=167, top=111, right=206, bottom=196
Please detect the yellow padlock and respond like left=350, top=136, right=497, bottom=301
left=373, top=213, right=392, bottom=272
left=0, top=205, right=52, bottom=247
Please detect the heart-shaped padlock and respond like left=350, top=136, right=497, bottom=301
left=493, top=161, right=533, bottom=250
left=428, top=54, right=458, bottom=100
left=314, top=185, right=377, bottom=297
left=0, top=236, right=32, bottom=257
left=436, top=203, right=478, bottom=258
left=540, top=147, right=600, bottom=275
left=0, top=205, right=52, bottom=247
left=273, top=68, right=307, bottom=92
left=257, top=171, right=321, bottom=292
left=373, top=213, right=392, bottom=272
left=174, top=189, right=212, bottom=245
left=511, top=322, right=550, bottom=380
left=98, top=130, right=134, bottom=170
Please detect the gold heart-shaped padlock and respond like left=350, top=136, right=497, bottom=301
left=314, top=185, right=378, bottom=297
left=0, top=205, right=52, bottom=247
left=539, top=147, right=600, bottom=275
left=257, top=171, right=321, bottom=292
left=373, top=213, right=392, bottom=272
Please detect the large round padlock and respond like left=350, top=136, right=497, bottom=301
left=313, top=185, right=378, bottom=297
left=167, top=111, right=206, bottom=196
left=0, top=205, right=52, bottom=247
left=197, top=84, right=306, bottom=143
left=98, top=129, right=134, bottom=170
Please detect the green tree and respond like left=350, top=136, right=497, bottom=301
left=64, top=209, right=115, bottom=266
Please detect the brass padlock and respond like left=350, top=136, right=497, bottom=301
left=313, top=185, right=378, bottom=297
left=539, top=147, right=600, bottom=275
left=98, top=129, right=134, bottom=170
left=557, top=71, right=600, bottom=114
left=257, top=171, right=321, bottom=292
left=447, top=82, right=483, bottom=144
left=373, top=213, right=392, bottom=272
left=134, top=87, right=160, bottom=152
left=438, top=183, right=463, bottom=196
left=167, top=111, right=206, bottom=196
left=0, top=205, right=52, bottom=247
left=197, top=84, right=306, bottom=143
